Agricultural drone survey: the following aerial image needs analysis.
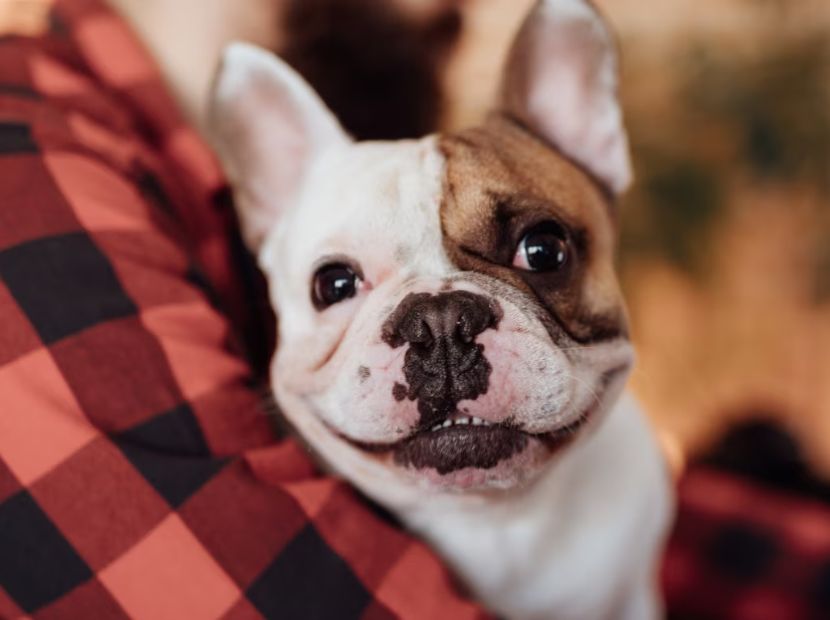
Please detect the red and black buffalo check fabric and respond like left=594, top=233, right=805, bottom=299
left=0, top=0, right=485, bottom=618
left=4, top=2, right=830, bottom=620
left=664, top=465, right=830, bottom=620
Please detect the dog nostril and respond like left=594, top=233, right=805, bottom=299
left=412, top=319, right=434, bottom=348
left=456, top=314, right=477, bottom=344
left=456, top=320, right=469, bottom=343
left=382, top=291, right=501, bottom=350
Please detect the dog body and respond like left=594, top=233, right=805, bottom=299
left=209, top=1, right=672, bottom=617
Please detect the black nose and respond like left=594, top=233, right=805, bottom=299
left=382, top=290, right=502, bottom=428
left=382, top=290, right=501, bottom=350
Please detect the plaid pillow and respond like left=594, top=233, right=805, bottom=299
left=0, top=1, right=484, bottom=618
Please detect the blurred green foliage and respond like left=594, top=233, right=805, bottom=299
left=620, top=14, right=830, bottom=300
left=685, top=34, right=830, bottom=190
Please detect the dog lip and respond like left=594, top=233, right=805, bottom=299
left=338, top=405, right=593, bottom=463
left=393, top=424, right=530, bottom=474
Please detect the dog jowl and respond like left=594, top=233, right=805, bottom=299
left=208, top=0, right=635, bottom=493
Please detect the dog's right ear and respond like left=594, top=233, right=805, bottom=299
left=498, top=0, right=631, bottom=196
left=208, top=43, right=350, bottom=252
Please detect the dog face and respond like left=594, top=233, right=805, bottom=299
left=210, top=0, right=634, bottom=498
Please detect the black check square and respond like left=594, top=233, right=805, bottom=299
left=0, top=491, right=92, bottom=612
left=704, top=523, right=778, bottom=583
left=115, top=445, right=227, bottom=509
left=247, top=524, right=371, bottom=620
left=0, top=122, right=38, bottom=155
left=814, top=560, right=830, bottom=612
left=118, top=404, right=210, bottom=456
left=0, top=84, right=41, bottom=99
left=115, top=408, right=227, bottom=508
left=0, top=232, right=137, bottom=344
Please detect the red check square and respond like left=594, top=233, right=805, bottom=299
left=75, top=14, right=156, bottom=88
left=44, top=153, right=154, bottom=235
left=99, top=514, right=240, bottom=620
left=50, top=317, right=182, bottom=432
left=375, top=544, right=484, bottom=620
left=0, top=156, right=81, bottom=250
left=142, top=302, right=251, bottom=402
left=32, top=578, right=127, bottom=620
left=0, top=349, right=97, bottom=485
left=0, top=585, right=25, bottom=620
left=0, top=281, right=40, bottom=368
left=31, top=437, right=169, bottom=571
left=312, top=485, right=409, bottom=589
left=0, top=459, right=22, bottom=505
left=178, top=460, right=307, bottom=588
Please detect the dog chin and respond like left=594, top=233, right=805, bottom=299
left=387, top=436, right=555, bottom=492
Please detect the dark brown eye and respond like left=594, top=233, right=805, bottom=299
left=312, top=263, right=361, bottom=309
left=513, top=222, right=569, bottom=272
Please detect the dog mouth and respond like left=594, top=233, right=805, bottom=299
left=336, top=363, right=628, bottom=476
left=343, top=408, right=593, bottom=476
left=392, top=414, right=589, bottom=474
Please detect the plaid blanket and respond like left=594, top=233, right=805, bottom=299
left=664, top=462, right=830, bottom=620
left=0, top=0, right=484, bottom=618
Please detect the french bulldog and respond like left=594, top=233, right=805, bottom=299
left=208, top=0, right=673, bottom=618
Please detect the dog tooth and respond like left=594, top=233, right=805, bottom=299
left=472, top=418, right=482, bottom=425
left=457, top=418, right=469, bottom=425
left=442, top=420, right=452, bottom=428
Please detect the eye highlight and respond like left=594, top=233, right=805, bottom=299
left=312, top=262, right=362, bottom=309
left=513, top=222, right=569, bottom=273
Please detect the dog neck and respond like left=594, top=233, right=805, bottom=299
left=400, top=394, right=672, bottom=619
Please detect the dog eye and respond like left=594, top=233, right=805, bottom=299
left=312, top=263, right=362, bottom=309
left=513, top=222, right=569, bottom=272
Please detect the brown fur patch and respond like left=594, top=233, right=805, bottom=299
left=438, top=114, right=626, bottom=344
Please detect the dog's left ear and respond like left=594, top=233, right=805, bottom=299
left=499, top=0, right=632, bottom=195
left=208, top=43, right=351, bottom=252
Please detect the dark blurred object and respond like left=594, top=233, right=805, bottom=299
left=702, top=419, right=830, bottom=504
left=663, top=420, right=830, bottom=619
left=281, top=0, right=461, bottom=140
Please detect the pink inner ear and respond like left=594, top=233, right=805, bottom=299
left=209, top=43, right=350, bottom=251
left=500, top=0, right=632, bottom=195
left=212, top=77, right=310, bottom=248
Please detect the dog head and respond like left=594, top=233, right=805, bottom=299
left=209, top=0, right=634, bottom=501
